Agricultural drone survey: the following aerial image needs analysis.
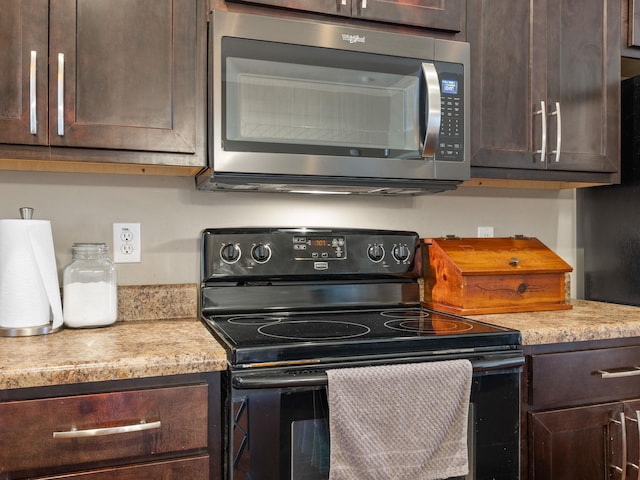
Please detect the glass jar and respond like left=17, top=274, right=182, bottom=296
left=63, top=243, right=117, bottom=328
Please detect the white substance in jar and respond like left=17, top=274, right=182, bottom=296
left=63, top=281, right=118, bottom=328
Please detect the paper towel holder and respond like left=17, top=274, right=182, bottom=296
left=0, top=307, right=60, bottom=337
left=0, top=207, right=63, bottom=337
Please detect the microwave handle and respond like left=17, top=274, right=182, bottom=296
left=420, top=63, right=441, bottom=158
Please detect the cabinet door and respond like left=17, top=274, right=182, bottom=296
left=545, top=0, right=619, bottom=173
left=0, top=0, right=48, bottom=145
left=624, top=0, right=640, bottom=57
left=225, top=0, right=350, bottom=16
left=354, top=0, right=463, bottom=32
left=467, top=0, right=541, bottom=170
left=469, top=0, right=619, bottom=177
left=529, top=403, right=624, bottom=479
left=48, top=0, right=199, bottom=153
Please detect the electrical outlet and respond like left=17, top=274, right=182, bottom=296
left=113, top=223, right=141, bottom=263
left=477, top=226, right=494, bottom=238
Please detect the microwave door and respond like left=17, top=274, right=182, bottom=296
left=420, top=63, right=442, bottom=159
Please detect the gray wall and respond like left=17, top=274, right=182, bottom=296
left=0, top=170, right=577, bottom=295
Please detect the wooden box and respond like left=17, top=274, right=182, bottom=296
left=421, top=236, right=573, bottom=315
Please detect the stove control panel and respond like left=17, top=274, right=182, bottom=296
left=202, top=228, right=420, bottom=281
left=292, top=235, right=345, bottom=260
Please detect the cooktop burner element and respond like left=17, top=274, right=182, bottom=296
left=380, top=308, right=473, bottom=333
left=200, top=228, right=521, bottom=366
left=258, top=320, right=371, bottom=340
left=383, top=318, right=473, bottom=333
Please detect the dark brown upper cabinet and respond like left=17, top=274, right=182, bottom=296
left=468, top=0, right=620, bottom=184
left=225, top=0, right=464, bottom=32
left=0, top=0, right=49, bottom=146
left=0, top=0, right=206, bottom=166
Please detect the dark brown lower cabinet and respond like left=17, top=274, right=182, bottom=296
left=0, top=373, right=221, bottom=480
left=525, top=342, right=640, bottom=480
left=530, top=403, right=624, bottom=479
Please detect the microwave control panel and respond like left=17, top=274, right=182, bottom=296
left=435, top=62, right=465, bottom=163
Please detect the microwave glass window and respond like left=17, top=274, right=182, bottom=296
left=226, top=58, right=417, bottom=151
left=222, top=38, right=424, bottom=159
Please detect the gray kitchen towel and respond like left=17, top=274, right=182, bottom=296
left=326, top=360, right=472, bottom=480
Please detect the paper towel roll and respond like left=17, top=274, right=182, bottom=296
left=0, top=219, right=63, bottom=329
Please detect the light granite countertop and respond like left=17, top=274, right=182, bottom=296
left=3, top=285, right=640, bottom=391
left=470, top=298, right=640, bottom=346
left=0, top=284, right=227, bottom=390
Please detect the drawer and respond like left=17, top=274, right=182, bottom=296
left=37, top=455, right=209, bottom=479
left=0, top=384, right=208, bottom=474
left=530, top=345, right=640, bottom=408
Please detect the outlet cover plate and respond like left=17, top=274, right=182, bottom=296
left=113, top=223, right=141, bottom=263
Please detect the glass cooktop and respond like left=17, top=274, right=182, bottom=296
left=202, top=307, right=521, bottom=366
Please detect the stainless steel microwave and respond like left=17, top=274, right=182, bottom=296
left=197, top=10, right=470, bottom=196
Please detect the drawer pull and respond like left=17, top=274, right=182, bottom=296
left=597, top=367, right=640, bottom=379
left=53, top=419, right=161, bottom=439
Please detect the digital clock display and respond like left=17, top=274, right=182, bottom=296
left=292, top=235, right=346, bottom=260
left=441, top=79, right=458, bottom=95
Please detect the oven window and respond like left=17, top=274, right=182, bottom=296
left=291, top=419, right=330, bottom=480
left=231, top=388, right=331, bottom=480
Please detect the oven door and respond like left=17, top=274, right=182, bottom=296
left=225, top=351, right=523, bottom=480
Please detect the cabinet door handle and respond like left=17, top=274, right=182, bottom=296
left=597, top=367, right=640, bottom=379
left=29, top=50, right=37, bottom=134
left=57, top=53, right=64, bottom=136
left=611, top=412, right=628, bottom=480
left=628, top=411, right=640, bottom=480
left=361, top=0, right=367, bottom=8
left=534, top=100, right=547, bottom=162
left=341, top=0, right=347, bottom=5
left=421, top=62, right=441, bottom=158
left=52, top=419, right=161, bottom=439
left=549, top=101, right=561, bottom=162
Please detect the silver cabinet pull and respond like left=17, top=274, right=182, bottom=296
left=361, top=0, right=367, bottom=8
left=534, top=100, right=547, bottom=162
left=628, top=411, right=640, bottom=480
left=29, top=50, right=37, bottom=134
left=57, top=53, right=64, bottom=136
left=53, top=419, right=161, bottom=439
left=341, top=0, right=347, bottom=4
left=549, top=101, right=561, bottom=162
left=420, top=62, right=441, bottom=158
left=611, top=412, right=628, bottom=480
left=598, top=367, right=640, bottom=379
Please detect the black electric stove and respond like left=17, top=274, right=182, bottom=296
left=200, top=227, right=521, bottom=368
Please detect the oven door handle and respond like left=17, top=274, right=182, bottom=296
left=232, top=355, right=524, bottom=389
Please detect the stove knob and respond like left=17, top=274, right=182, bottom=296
left=220, top=243, right=241, bottom=264
left=251, top=243, right=272, bottom=264
left=392, top=244, right=411, bottom=263
left=367, top=244, right=385, bottom=263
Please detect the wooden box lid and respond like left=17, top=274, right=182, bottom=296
left=423, top=236, right=573, bottom=276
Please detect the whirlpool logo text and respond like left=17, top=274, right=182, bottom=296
left=341, top=33, right=365, bottom=44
